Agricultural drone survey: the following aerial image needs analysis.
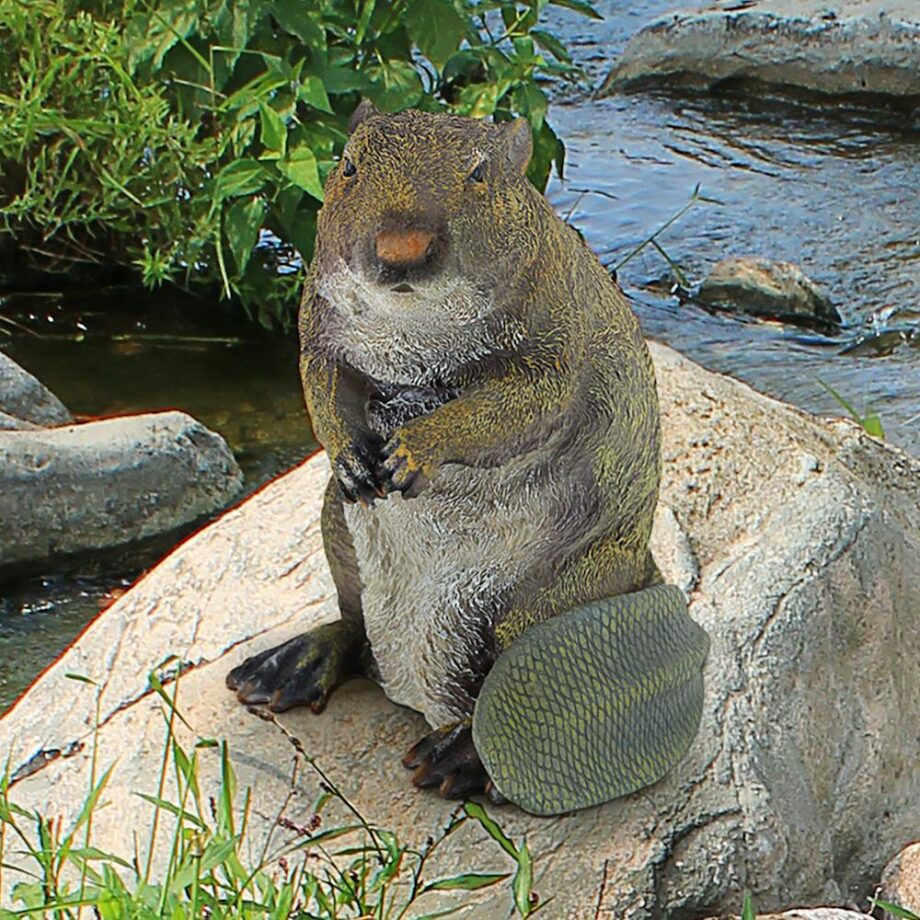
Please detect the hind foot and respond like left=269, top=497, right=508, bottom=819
left=403, top=722, right=506, bottom=803
left=226, top=621, right=356, bottom=714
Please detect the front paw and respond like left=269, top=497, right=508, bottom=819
left=379, top=425, right=440, bottom=498
left=331, top=435, right=385, bottom=506
left=226, top=622, right=354, bottom=713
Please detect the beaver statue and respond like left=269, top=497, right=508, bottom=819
left=227, top=101, right=710, bottom=816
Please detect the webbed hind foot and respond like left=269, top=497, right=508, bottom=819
left=226, top=621, right=356, bottom=714
left=403, top=722, right=506, bottom=803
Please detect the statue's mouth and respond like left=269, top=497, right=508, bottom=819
left=391, top=283, right=415, bottom=293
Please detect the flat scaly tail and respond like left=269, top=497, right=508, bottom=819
left=472, top=584, right=710, bottom=815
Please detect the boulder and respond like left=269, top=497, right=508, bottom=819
left=879, top=841, right=920, bottom=917
left=0, top=343, right=917, bottom=917
left=0, top=350, right=71, bottom=426
left=0, top=410, right=243, bottom=569
left=601, top=0, right=920, bottom=100
left=697, top=257, right=841, bottom=326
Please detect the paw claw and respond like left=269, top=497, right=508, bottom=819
left=377, top=430, right=435, bottom=498
left=333, top=436, right=385, bottom=505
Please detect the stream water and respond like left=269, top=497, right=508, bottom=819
left=1, top=0, right=917, bottom=711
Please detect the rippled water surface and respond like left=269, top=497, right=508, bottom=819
left=1, top=0, right=917, bottom=710
left=543, top=0, right=918, bottom=455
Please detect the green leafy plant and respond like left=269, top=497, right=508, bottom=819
left=0, top=666, right=538, bottom=917
left=0, top=0, right=596, bottom=327
left=817, top=379, right=885, bottom=439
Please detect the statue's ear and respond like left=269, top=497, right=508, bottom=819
left=497, top=118, right=532, bottom=174
left=348, top=99, right=379, bottom=134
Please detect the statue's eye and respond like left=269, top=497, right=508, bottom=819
left=343, top=158, right=357, bottom=177
left=469, top=163, right=485, bottom=183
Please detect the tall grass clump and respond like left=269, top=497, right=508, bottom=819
left=0, top=669, right=542, bottom=918
left=0, top=0, right=597, bottom=327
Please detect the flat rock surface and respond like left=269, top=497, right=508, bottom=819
left=1, top=343, right=918, bottom=917
left=0, top=350, right=72, bottom=427
left=0, top=410, right=243, bottom=568
left=603, top=0, right=920, bottom=99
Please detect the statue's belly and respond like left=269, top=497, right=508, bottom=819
left=342, top=462, right=551, bottom=727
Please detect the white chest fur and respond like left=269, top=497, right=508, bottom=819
left=343, top=461, right=553, bottom=727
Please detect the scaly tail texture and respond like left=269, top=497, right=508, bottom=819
left=472, top=584, right=710, bottom=815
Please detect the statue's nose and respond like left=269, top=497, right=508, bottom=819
left=375, top=228, right=435, bottom=268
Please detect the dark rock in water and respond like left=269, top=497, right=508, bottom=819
left=840, top=327, right=915, bottom=357
left=698, top=257, right=841, bottom=326
left=0, top=350, right=72, bottom=427
left=0, top=411, right=243, bottom=569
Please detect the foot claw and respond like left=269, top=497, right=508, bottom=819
left=234, top=681, right=271, bottom=706
left=404, top=723, right=489, bottom=800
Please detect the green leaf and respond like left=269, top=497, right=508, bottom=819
left=214, top=160, right=266, bottom=201
left=456, top=82, right=503, bottom=118
left=134, top=793, right=206, bottom=829
left=861, top=411, right=885, bottom=439
left=64, top=673, right=97, bottom=685
left=816, top=379, right=885, bottom=439
left=406, top=0, right=467, bottom=68
left=512, top=842, right=533, bottom=917
left=422, top=872, right=510, bottom=893
left=259, top=103, right=286, bottom=160
left=551, top=0, right=603, bottom=20
left=527, top=120, right=562, bottom=191
left=462, top=802, right=518, bottom=860
left=297, top=75, right=333, bottom=114
left=516, top=83, right=548, bottom=130
left=368, top=59, right=424, bottom=111
left=65, top=846, right=134, bottom=869
left=224, top=197, right=264, bottom=273
left=356, top=0, right=377, bottom=44
left=270, top=0, right=326, bottom=46
left=278, top=145, right=324, bottom=201
left=217, top=740, right=237, bottom=837
left=741, top=889, right=756, bottom=920
left=200, top=836, right=238, bottom=873
left=68, top=764, right=116, bottom=840
left=871, top=900, right=920, bottom=920
left=531, top=29, right=572, bottom=63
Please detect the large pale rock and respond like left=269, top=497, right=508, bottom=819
left=0, top=410, right=243, bottom=568
left=0, top=343, right=918, bottom=917
left=602, top=0, right=920, bottom=99
left=0, top=350, right=71, bottom=426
